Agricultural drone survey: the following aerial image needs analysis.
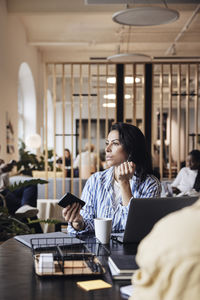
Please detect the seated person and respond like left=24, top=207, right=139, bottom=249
left=0, top=159, right=38, bottom=218
left=57, top=148, right=72, bottom=177
left=130, top=198, right=200, bottom=300
left=171, top=149, right=200, bottom=195
left=73, top=143, right=98, bottom=179
left=57, top=148, right=71, bottom=167
left=62, top=122, right=161, bottom=233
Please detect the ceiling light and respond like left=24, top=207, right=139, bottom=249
left=107, top=53, right=151, bottom=62
left=112, top=7, right=179, bottom=26
left=104, top=94, right=131, bottom=100
left=25, top=134, right=41, bottom=149
left=103, top=103, right=116, bottom=108
left=107, top=77, right=116, bottom=84
left=125, top=94, right=131, bottom=100
left=107, top=76, right=141, bottom=84
left=104, top=94, right=116, bottom=100
left=125, top=77, right=140, bottom=84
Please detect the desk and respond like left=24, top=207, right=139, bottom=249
left=0, top=238, right=137, bottom=300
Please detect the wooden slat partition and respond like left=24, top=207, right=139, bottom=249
left=177, top=64, right=181, bottom=172
left=53, top=64, right=57, bottom=199
left=168, top=64, right=172, bottom=179
left=79, top=64, right=83, bottom=196
left=43, top=61, right=200, bottom=198
left=97, top=64, right=100, bottom=172
left=132, top=64, right=136, bottom=125
left=44, top=63, right=48, bottom=198
left=194, top=64, right=199, bottom=149
left=62, top=64, right=65, bottom=195
left=71, top=64, right=74, bottom=194
left=142, top=64, right=145, bottom=134
left=159, top=64, right=164, bottom=179
left=88, top=64, right=92, bottom=176
left=185, top=64, right=190, bottom=159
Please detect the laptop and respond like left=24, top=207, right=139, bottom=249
left=112, top=196, right=199, bottom=244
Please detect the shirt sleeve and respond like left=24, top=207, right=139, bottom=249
left=67, top=175, right=96, bottom=234
left=110, top=177, right=161, bottom=232
left=80, top=175, right=97, bottom=232
left=112, top=201, right=131, bottom=232
left=73, top=154, right=80, bottom=169
left=139, top=176, right=161, bottom=198
left=171, top=168, right=184, bottom=188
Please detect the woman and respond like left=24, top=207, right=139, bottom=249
left=73, top=143, right=98, bottom=179
left=62, top=122, right=161, bottom=233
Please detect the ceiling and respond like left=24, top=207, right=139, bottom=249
left=6, top=0, right=200, bottom=62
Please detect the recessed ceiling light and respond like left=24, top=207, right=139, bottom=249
left=125, top=94, right=131, bottom=100
left=103, top=103, right=116, bottom=108
left=104, top=94, right=116, bottom=100
left=107, top=77, right=116, bottom=84
left=125, top=77, right=140, bottom=84
left=107, top=76, right=141, bottom=84
left=103, top=94, right=131, bottom=100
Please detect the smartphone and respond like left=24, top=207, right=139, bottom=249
left=57, top=192, right=85, bottom=208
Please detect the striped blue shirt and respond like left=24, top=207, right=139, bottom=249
left=68, top=166, right=161, bottom=233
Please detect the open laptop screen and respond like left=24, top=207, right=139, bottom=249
left=121, top=196, right=199, bottom=244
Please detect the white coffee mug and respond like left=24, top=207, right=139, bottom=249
left=94, top=217, right=112, bottom=244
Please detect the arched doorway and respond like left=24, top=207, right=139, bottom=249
left=18, top=62, right=37, bottom=150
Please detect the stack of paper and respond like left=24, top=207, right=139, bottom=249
left=120, top=285, right=134, bottom=298
left=108, top=254, right=138, bottom=280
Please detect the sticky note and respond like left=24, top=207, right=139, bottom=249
left=77, top=279, right=112, bottom=291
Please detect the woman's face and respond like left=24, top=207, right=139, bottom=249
left=65, top=150, right=70, bottom=158
left=105, top=130, right=128, bottom=167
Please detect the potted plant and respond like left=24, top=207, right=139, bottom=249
left=0, top=179, right=62, bottom=242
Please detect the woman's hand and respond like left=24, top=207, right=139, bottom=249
left=116, top=161, right=135, bottom=183
left=172, top=186, right=181, bottom=195
left=115, top=161, right=135, bottom=206
left=62, top=202, right=84, bottom=231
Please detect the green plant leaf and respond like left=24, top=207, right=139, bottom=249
left=8, top=179, right=48, bottom=192
left=28, top=218, right=63, bottom=225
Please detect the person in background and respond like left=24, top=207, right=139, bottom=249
left=171, top=149, right=200, bottom=196
left=0, top=159, right=39, bottom=218
left=57, top=148, right=72, bottom=177
left=57, top=148, right=71, bottom=167
left=62, top=122, right=161, bottom=233
left=130, top=198, right=200, bottom=300
left=73, top=143, right=98, bottom=179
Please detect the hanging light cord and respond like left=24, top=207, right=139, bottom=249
left=126, top=26, right=131, bottom=53
left=163, top=0, right=168, bottom=9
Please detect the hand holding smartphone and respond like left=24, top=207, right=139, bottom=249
left=58, top=192, right=85, bottom=208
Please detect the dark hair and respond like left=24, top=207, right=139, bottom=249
left=189, top=149, right=200, bottom=164
left=189, top=149, right=200, bottom=192
left=110, top=122, right=153, bottom=183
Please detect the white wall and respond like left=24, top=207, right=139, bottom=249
left=0, top=0, right=43, bottom=162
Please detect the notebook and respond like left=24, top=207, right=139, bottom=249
left=112, top=196, right=199, bottom=244
left=108, top=254, right=138, bottom=274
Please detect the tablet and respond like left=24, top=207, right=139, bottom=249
left=58, top=192, right=85, bottom=208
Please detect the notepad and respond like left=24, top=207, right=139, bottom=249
left=77, top=279, right=112, bottom=291
left=108, top=254, right=138, bottom=274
